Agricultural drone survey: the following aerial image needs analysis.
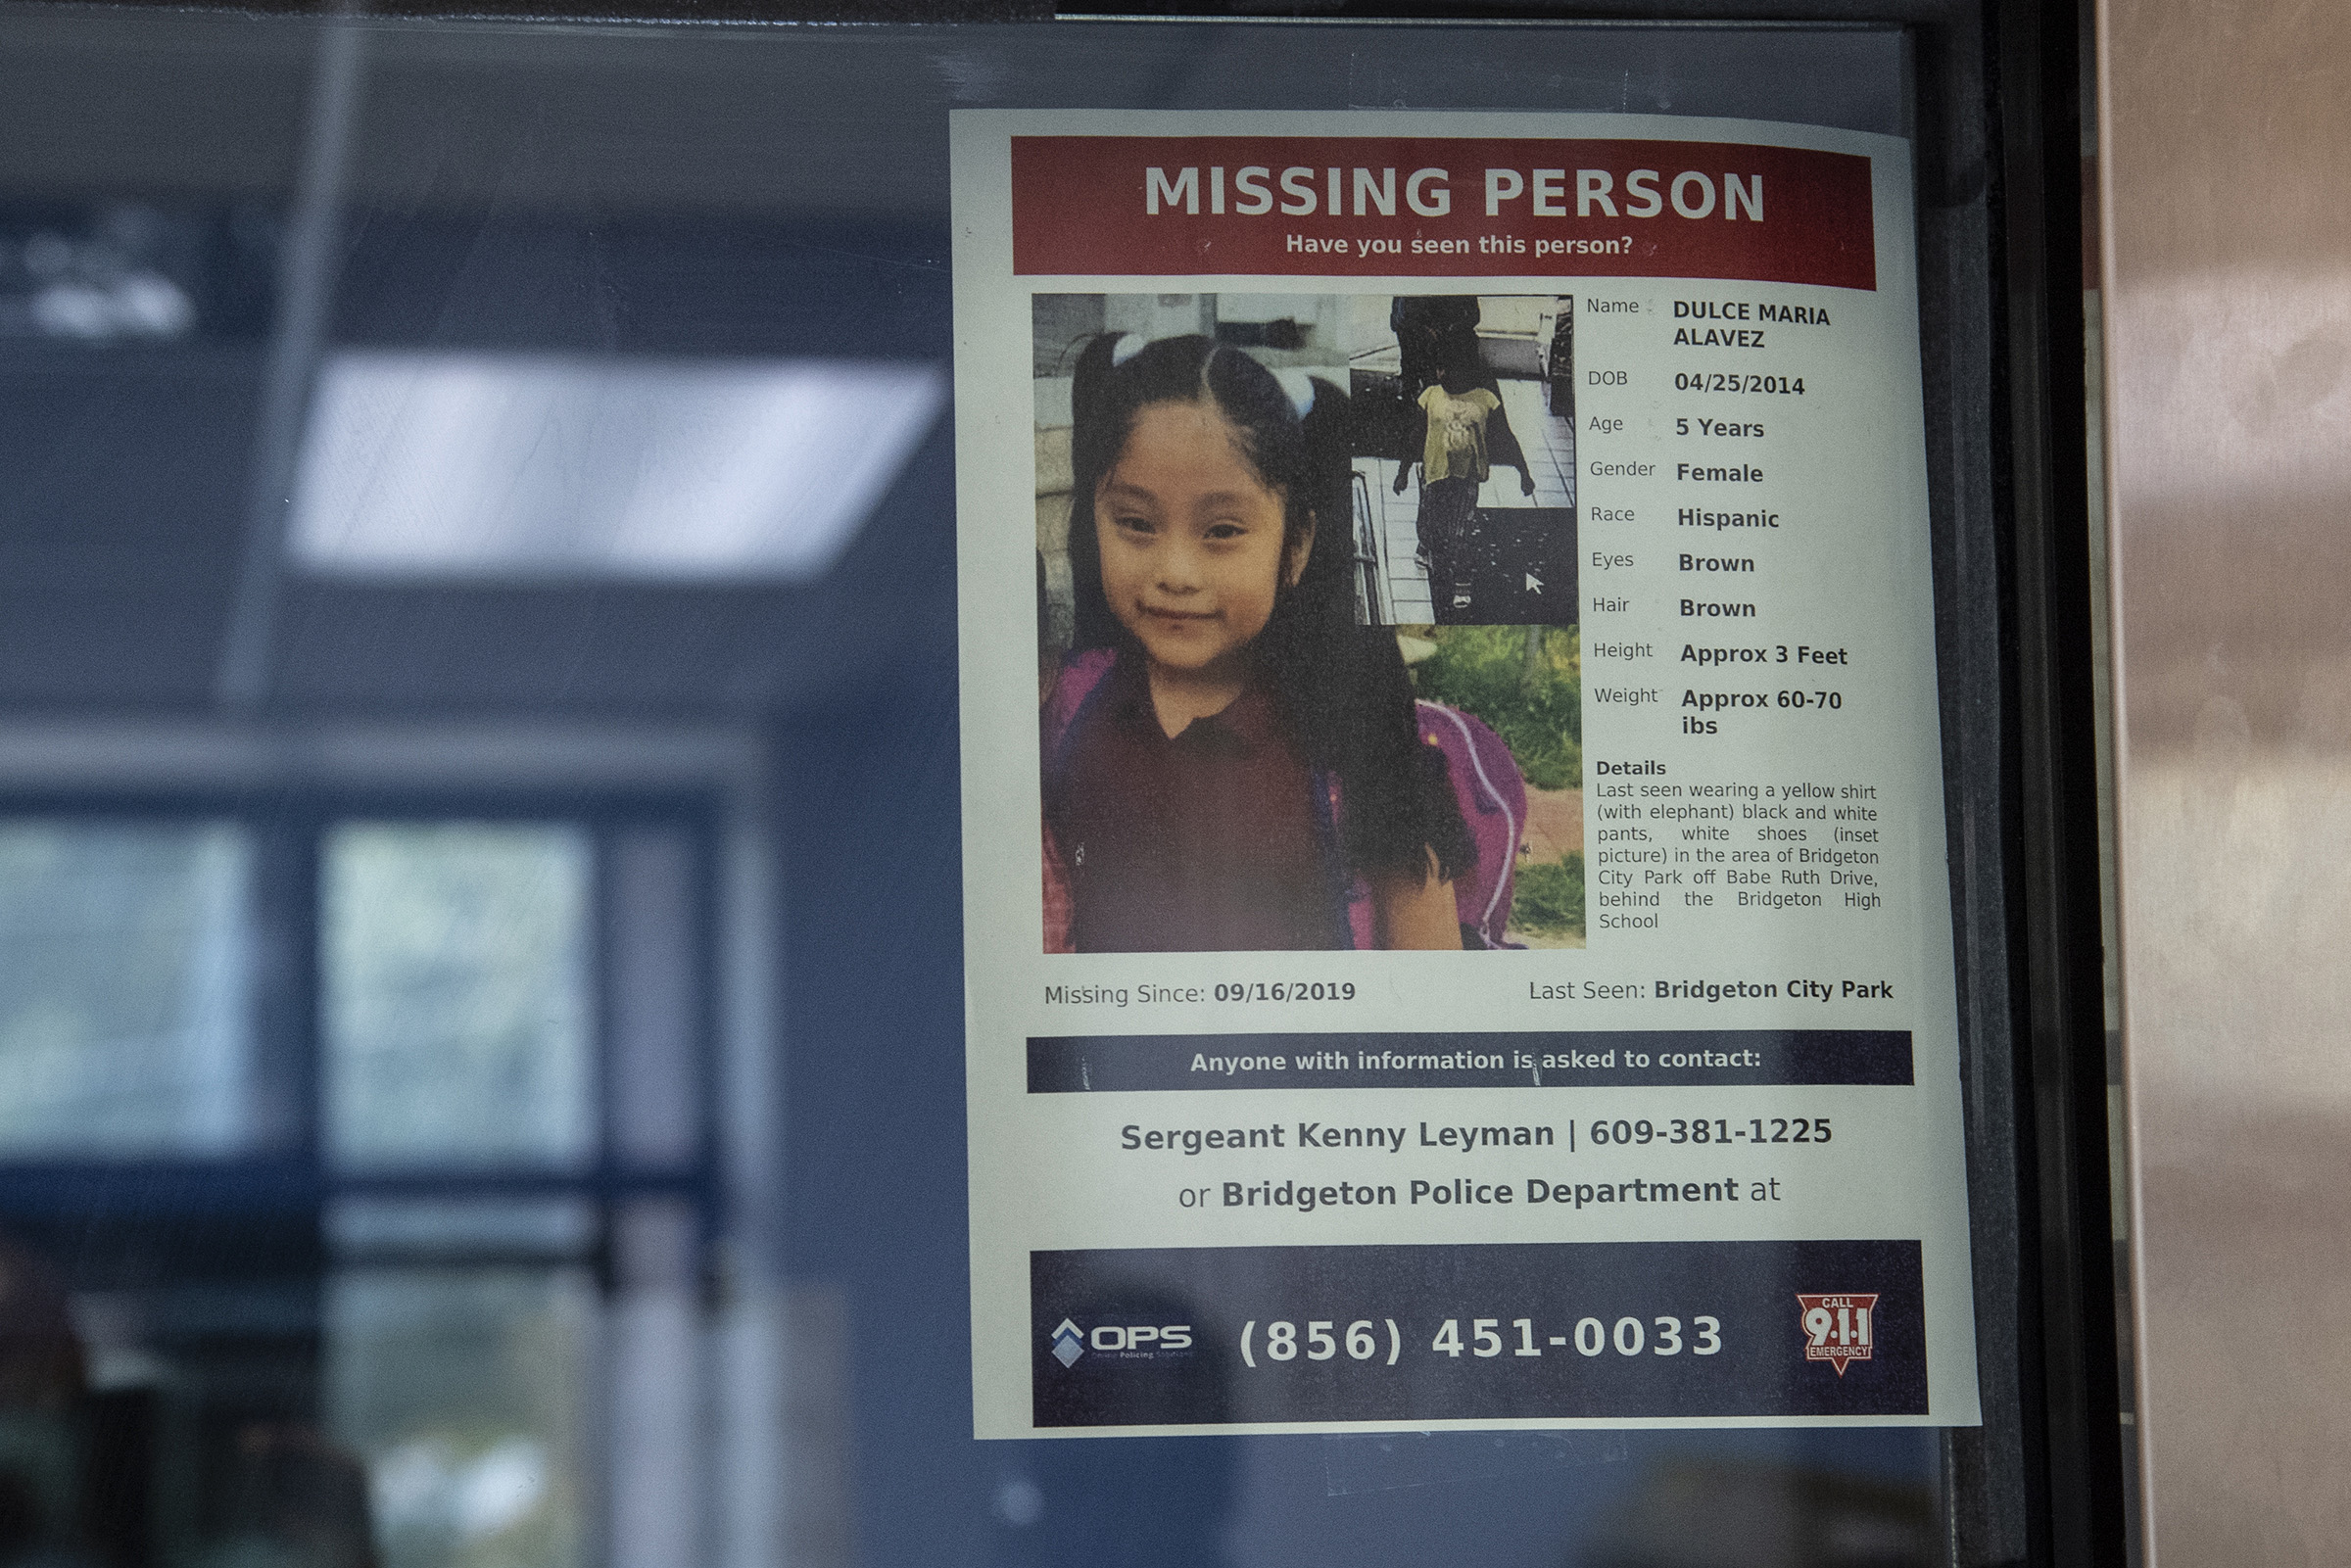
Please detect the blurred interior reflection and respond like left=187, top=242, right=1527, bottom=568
left=0, top=13, right=1961, bottom=1568
left=328, top=1264, right=594, bottom=1568
left=324, top=824, right=594, bottom=1171
left=0, top=824, right=254, bottom=1158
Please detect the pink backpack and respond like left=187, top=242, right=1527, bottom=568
left=1041, top=650, right=1526, bottom=950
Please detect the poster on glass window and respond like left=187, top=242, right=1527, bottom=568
left=950, top=109, right=1982, bottom=1437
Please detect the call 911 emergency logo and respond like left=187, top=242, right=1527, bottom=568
left=1048, top=1317, right=1193, bottom=1367
left=1798, top=1293, right=1877, bottom=1375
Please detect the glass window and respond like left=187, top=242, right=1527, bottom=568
left=0, top=9, right=2116, bottom=1566
left=327, top=1264, right=598, bottom=1568
left=324, top=823, right=595, bottom=1169
left=0, top=821, right=253, bottom=1156
left=0, top=809, right=702, bottom=1568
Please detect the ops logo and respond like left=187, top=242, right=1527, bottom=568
left=1797, top=1293, right=1878, bottom=1376
left=1047, top=1317, right=1193, bottom=1367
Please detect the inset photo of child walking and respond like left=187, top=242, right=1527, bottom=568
left=1032, top=294, right=1583, bottom=955
left=1346, top=294, right=1579, bottom=627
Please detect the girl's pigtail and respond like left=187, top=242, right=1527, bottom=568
left=1268, top=376, right=1476, bottom=891
left=1296, top=375, right=1356, bottom=572
left=1068, top=333, right=1125, bottom=480
left=1066, top=333, right=1132, bottom=652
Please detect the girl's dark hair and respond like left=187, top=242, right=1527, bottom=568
left=1066, top=332, right=1472, bottom=888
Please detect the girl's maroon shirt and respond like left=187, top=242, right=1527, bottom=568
left=1046, top=654, right=1342, bottom=952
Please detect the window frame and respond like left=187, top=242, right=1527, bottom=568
left=0, top=719, right=773, bottom=1568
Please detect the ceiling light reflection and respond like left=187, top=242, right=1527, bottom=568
left=289, top=351, right=945, bottom=581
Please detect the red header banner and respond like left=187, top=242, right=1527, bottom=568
left=1010, top=137, right=1876, bottom=291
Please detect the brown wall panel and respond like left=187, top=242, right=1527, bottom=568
left=2102, top=0, right=2351, bottom=1559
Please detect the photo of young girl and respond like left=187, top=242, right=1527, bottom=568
left=1033, top=295, right=1582, bottom=954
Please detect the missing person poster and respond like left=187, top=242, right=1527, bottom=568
left=951, top=110, right=1981, bottom=1437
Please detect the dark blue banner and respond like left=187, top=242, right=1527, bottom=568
left=1028, top=1030, right=1912, bottom=1093
left=1032, top=1239, right=1927, bottom=1425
